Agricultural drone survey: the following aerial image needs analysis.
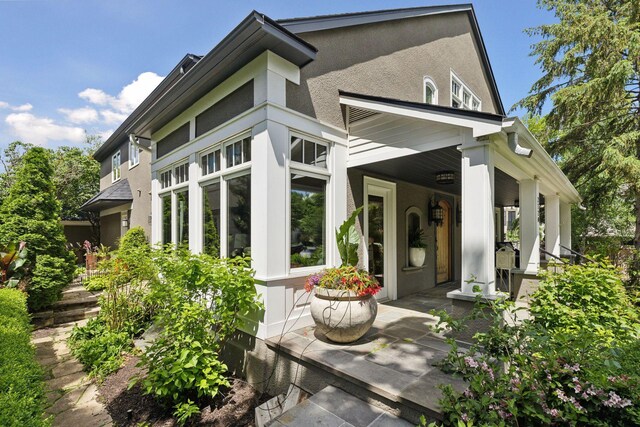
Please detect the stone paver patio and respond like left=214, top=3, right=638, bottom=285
left=31, top=319, right=112, bottom=427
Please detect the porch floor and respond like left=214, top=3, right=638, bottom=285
left=266, top=299, right=467, bottom=421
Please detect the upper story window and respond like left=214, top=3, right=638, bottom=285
left=129, top=140, right=140, bottom=168
left=225, top=137, right=251, bottom=168
left=423, top=76, right=438, bottom=104
left=160, top=170, right=172, bottom=189
left=451, top=72, right=481, bottom=111
left=290, top=136, right=327, bottom=168
left=111, top=151, right=121, bottom=182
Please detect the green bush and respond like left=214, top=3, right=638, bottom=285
left=0, top=147, right=75, bottom=311
left=68, top=317, right=131, bottom=380
left=0, top=289, right=49, bottom=426
left=138, top=249, right=261, bottom=424
left=424, top=262, right=640, bottom=426
left=118, top=226, right=148, bottom=253
left=28, top=255, right=72, bottom=312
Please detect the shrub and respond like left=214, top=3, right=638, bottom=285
left=28, top=255, right=72, bottom=312
left=0, top=147, right=75, bottom=310
left=0, top=289, right=49, bottom=426
left=68, top=317, right=131, bottom=380
left=426, top=263, right=640, bottom=426
left=118, top=226, right=148, bottom=253
left=138, top=249, right=261, bottom=423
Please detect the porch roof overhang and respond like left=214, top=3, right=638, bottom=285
left=80, top=179, right=133, bottom=212
left=339, top=91, right=581, bottom=205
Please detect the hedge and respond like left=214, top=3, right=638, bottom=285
left=0, top=289, right=49, bottom=426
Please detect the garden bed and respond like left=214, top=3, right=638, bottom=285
left=98, top=355, right=267, bottom=426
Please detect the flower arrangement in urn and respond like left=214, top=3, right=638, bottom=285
left=305, top=207, right=380, bottom=343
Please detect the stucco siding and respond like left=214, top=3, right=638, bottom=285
left=100, top=213, right=121, bottom=249
left=287, top=12, right=499, bottom=128
left=127, top=148, right=152, bottom=237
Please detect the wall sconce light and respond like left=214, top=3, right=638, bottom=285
left=514, top=199, right=519, bottom=208
left=435, top=170, right=455, bottom=185
left=122, top=218, right=129, bottom=228
left=428, top=199, right=444, bottom=226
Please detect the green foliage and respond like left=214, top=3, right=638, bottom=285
left=304, top=265, right=381, bottom=297
left=0, top=289, right=49, bottom=426
left=518, top=0, right=640, bottom=259
left=137, top=249, right=261, bottom=422
left=118, top=227, right=148, bottom=253
left=428, top=263, right=640, bottom=426
left=69, top=317, right=131, bottom=380
left=531, top=260, right=639, bottom=343
left=409, top=227, right=426, bottom=248
left=336, top=207, right=363, bottom=266
left=0, top=241, right=29, bottom=288
left=174, top=400, right=200, bottom=426
left=28, top=255, right=73, bottom=312
left=0, top=147, right=75, bottom=310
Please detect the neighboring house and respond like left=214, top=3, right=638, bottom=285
left=90, top=5, right=580, bottom=339
left=81, top=55, right=202, bottom=248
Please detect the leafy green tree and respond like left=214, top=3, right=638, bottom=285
left=0, top=141, right=33, bottom=206
left=0, top=147, right=75, bottom=310
left=518, top=1, right=639, bottom=268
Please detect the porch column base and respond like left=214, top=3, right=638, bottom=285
left=446, top=288, right=507, bottom=302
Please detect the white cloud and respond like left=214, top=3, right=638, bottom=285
left=100, top=110, right=128, bottom=125
left=0, top=101, right=33, bottom=112
left=58, top=107, right=99, bottom=124
left=80, top=72, right=164, bottom=115
left=97, top=129, right=114, bottom=142
left=5, top=112, right=85, bottom=146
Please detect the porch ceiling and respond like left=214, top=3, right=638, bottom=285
left=354, top=146, right=520, bottom=206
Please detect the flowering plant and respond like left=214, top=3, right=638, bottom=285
left=304, top=265, right=381, bottom=297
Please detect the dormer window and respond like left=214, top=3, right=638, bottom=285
left=450, top=71, right=481, bottom=111
left=423, top=76, right=438, bottom=105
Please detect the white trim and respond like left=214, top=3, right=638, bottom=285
left=363, top=176, right=397, bottom=302
left=423, top=75, right=438, bottom=104
left=128, top=140, right=140, bottom=168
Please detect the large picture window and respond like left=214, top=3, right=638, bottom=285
left=202, top=182, right=221, bottom=257
left=290, top=175, right=326, bottom=268
left=161, top=194, right=172, bottom=245
left=158, top=160, right=189, bottom=247
left=227, top=174, right=251, bottom=258
left=176, top=191, right=189, bottom=246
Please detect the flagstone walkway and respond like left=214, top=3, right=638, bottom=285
left=31, top=319, right=112, bottom=427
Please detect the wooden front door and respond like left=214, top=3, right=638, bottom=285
left=436, top=200, right=451, bottom=284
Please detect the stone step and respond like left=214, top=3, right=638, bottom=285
left=52, top=295, right=99, bottom=311
left=255, top=384, right=308, bottom=427
left=268, top=385, right=413, bottom=427
left=33, top=306, right=100, bottom=329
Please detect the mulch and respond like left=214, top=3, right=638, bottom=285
left=97, top=355, right=266, bottom=426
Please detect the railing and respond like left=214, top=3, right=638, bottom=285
left=560, top=245, right=596, bottom=264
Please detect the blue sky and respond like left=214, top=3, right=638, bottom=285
left=0, top=0, right=554, bottom=151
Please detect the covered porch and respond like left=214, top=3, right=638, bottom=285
left=341, top=91, right=581, bottom=303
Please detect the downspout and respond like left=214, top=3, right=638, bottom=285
left=507, top=132, right=533, bottom=158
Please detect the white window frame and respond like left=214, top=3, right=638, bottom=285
left=450, top=70, right=481, bottom=111
left=423, top=76, right=438, bottom=104
left=196, top=132, right=253, bottom=257
left=111, top=151, right=121, bottom=183
left=129, top=141, right=140, bottom=168
left=287, top=131, right=332, bottom=274
left=158, top=158, right=190, bottom=245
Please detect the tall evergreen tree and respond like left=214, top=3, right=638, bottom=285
left=0, top=147, right=75, bottom=309
left=518, top=0, right=640, bottom=269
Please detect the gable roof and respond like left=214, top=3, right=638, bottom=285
left=126, top=11, right=317, bottom=139
left=93, top=54, right=202, bottom=161
left=278, top=4, right=505, bottom=116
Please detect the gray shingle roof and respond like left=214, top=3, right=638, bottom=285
left=80, top=178, right=133, bottom=212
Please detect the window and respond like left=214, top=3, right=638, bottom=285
left=450, top=72, right=481, bottom=111
left=129, top=141, right=140, bottom=167
left=201, top=149, right=221, bottom=176
left=160, top=170, right=172, bottom=189
left=225, top=137, right=251, bottom=168
left=423, top=76, right=438, bottom=105
left=290, top=175, right=326, bottom=268
left=161, top=194, right=171, bottom=245
left=176, top=191, right=189, bottom=246
left=227, top=174, right=251, bottom=257
left=111, top=151, right=121, bottom=182
left=174, top=162, right=189, bottom=184
left=290, top=136, right=327, bottom=168
left=202, top=182, right=221, bottom=257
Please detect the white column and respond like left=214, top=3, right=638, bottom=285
left=450, top=136, right=496, bottom=298
left=545, top=194, right=560, bottom=258
left=150, top=170, right=161, bottom=245
left=519, top=179, right=540, bottom=274
left=188, top=152, right=201, bottom=253
left=560, top=201, right=572, bottom=255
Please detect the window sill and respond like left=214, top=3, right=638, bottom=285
left=402, top=265, right=425, bottom=272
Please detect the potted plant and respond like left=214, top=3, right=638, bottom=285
left=305, top=207, right=381, bottom=343
left=83, top=240, right=98, bottom=271
left=408, top=227, right=426, bottom=267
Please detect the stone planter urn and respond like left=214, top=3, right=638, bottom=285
left=310, top=288, right=378, bottom=343
left=409, top=247, right=426, bottom=267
